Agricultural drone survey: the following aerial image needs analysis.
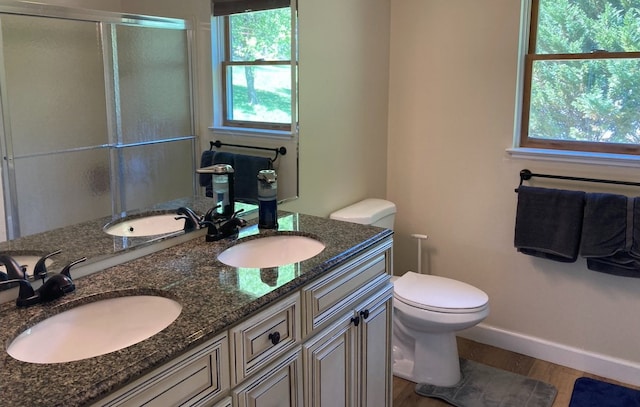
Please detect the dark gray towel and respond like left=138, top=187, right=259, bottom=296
left=514, top=186, right=586, bottom=262
left=233, top=154, right=272, bottom=203
left=586, top=258, right=640, bottom=278
left=580, top=194, right=640, bottom=277
left=580, top=192, right=630, bottom=257
left=212, top=151, right=235, bottom=166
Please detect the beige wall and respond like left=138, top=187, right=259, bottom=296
left=282, top=0, right=390, bottom=216
left=389, top=0, right=640, bottom=383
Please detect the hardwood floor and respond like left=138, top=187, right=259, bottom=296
left=393, top=337, right=639, bottom=407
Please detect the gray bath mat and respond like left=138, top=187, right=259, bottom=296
left=415, top=359, right=557, bottom=407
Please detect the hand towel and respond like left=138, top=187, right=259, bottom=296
left=586, top=257, right=640, bottom=278
left=514, top=186, right=585, bottom=262
left=579, top=192, right=630, bottom=257
left=212, top=151, right=235, bottom=166
left=631, top=197, right=640, bottom=258
left=233, top=154, right=272, bottom=203
left=580, top=194, right=640, bottom=277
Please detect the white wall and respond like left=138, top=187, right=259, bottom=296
left=388, top=0, right=640, bottom=384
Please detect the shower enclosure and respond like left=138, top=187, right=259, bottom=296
left=0, top=2, right=196, bottom=239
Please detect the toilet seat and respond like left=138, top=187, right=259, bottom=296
left=394, top=271, right=488, bottom=314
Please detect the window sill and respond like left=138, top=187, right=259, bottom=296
left=208, top=126, right=293, bottom=140
left=506, top=147, right=640, bottom=168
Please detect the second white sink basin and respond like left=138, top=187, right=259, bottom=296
left=104, top=214, right=185, bottom=237
left=7, top=295, right=182, bottom=364
left=217, top=235, right=325, bottom=268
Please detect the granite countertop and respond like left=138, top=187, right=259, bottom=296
left=0, top=210, right=392, bottom=407
left=0, top=196, right=219, bottom=273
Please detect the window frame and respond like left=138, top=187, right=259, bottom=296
left=220, top=14, right=292, bottom=131
left=211, top=2, right=296, bottom=135
left=520, top=0, right=640, bottom=155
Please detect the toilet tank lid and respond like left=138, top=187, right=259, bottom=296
left=330, top=199, right=396, bottom=225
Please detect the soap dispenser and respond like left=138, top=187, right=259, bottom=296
left=257, top=169, right=278, bottom=229
left=211, top=164, right=235, bottom=219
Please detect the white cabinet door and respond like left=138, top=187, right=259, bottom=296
left=358, top=291, right=393, bottom=407
left=303, top=315, right=357, bottom=407
left=233, top=348, right=303, bottom=407
left=303, top=283, right=392, bottom=407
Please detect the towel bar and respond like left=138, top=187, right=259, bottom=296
left=515, top=169, right=640, bottom=192
left=210, top=140, right=286, bottom=162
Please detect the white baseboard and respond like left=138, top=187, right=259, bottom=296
left=458, top=323, right=640, bottom=387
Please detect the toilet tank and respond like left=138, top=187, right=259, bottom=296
left=329, top=199, right=396, bottom=229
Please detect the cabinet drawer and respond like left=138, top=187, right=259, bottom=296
left=302, top=239, right=392, bottom=338
left=231, top=293, right=301, bottom=385
left=98, top=332, right=229, bottom=407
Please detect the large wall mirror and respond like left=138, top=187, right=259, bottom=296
left=0, top=0, right=299, bottom=243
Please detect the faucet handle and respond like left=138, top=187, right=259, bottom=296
left=231, top=208, right=245, bottom=219
left=37, top=257, right=87, bottom=303
left=33, top=249, right=62, bottom=283
left=175, top=207, right=203, bottom=231
left=0, top=255, right=26, bottom=280
left=60, top=257, right=87, bottom=279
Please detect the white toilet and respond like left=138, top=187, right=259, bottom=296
left=330, top=199, right=489, bottom=387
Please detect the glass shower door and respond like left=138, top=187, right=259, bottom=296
left=0, top=8, right=196, bottom=239
left=113, top=23, right=195, bottom=213
left=0, top=14, right=111, bottom=237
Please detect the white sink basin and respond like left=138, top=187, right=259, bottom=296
left=104, top=214, right=185, bottom=237
left=7, top=295, right=182, bottom=364
left=217, top=235, right=325, bottom=268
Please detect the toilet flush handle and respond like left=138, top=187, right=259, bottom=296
left=411, top=234, right=429, bottom=275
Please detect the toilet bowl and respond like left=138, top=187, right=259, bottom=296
left=392, top=272, right=489, bottom=386
left=330, top=199, right=490, bottom=387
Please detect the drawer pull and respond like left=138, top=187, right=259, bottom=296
left=268, top=332, right=281, bottom=345
left=350, top=316, right=360, bottom=327
left=360, top=309, right=370, bottom=320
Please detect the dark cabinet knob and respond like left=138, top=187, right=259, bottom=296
left=351, top=316, right=360, bottom=327
left=360, top=309, right=370, bottom=319
left=268, top=331, right=281, bottom=345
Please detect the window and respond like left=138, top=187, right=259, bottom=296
left=212, top=0, right=295, bottom=132
left=521, top=0, right=640, bottom=155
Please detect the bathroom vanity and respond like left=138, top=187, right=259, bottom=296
left=0, top=205, right=393, bottom=407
